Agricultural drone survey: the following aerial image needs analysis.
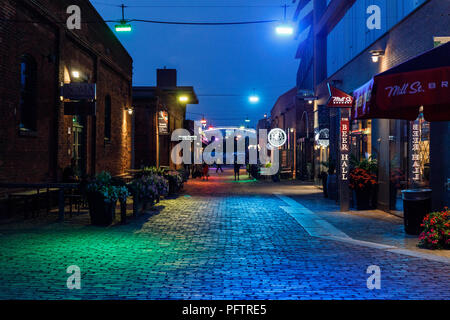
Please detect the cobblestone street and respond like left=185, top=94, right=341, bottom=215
left=0, top=168, right=449, bottom=300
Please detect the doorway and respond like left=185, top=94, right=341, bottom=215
left=72, top=116, right=86, bottom=177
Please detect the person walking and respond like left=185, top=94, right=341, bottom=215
left=202, top=163, right=210, bottom=181
left=216, top=161, right=223, bottom=173
left=234, top=162, right=241, bottom=181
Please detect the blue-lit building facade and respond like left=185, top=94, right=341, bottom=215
left=293, top=0, right=449, bottom=213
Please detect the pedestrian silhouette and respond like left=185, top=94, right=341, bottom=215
left=234, top=162, right=241, bottom=181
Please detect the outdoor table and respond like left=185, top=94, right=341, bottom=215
left=0, top=183, right=79, bottom=221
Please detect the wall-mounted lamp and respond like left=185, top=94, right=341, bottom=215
left=126, top=107, right=134, bottom=115
left=179, top=95, right=189, bottom=103
left=370, top=50, right=385, bottom=63
left=72, top=70, right=80, bottom=79
left=303, top=96, right=318, bottom=104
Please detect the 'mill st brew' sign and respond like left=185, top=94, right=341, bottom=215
left=327, top=84, right=354, bottom=107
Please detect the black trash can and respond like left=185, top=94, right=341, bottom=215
left=401, top=189, right=432, bottom=235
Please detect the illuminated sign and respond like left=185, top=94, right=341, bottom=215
left=327, top=84, right=354, bottom=107
left=158, top=111, right=169, bottom=135
left=340, top=118, right=350, bottom=181
left=268, top=128, right=287, bottom=148
left=411, top=123, right=421, bottom=181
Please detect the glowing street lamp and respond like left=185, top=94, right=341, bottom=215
left=249, top=95, right=260, bottom=103
left=276, top=5, right=294, bottom=36
left=276, top=24, right=294, bottom=35
left=115, top=5, right=132, bottom=32
left=249, top=89, right=260, bottom=103
left=179, top=95, right=189, bottom=103
left=115, top=23, right=132, bottom=32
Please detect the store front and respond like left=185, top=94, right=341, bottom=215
left=352, top=42, right=449, bottom=212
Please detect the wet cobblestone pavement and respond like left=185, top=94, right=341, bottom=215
left=0, top=169, right=449, bottom=299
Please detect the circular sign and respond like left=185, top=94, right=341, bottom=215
left=268, top=128, right=287, bottom=148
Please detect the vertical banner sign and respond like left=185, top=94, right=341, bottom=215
left=158, top=111, right=169, bottom=135
left=411, top=122, right=421, bottom=182
left=339, top=113, right=350, bottom=212
left=340, top=117, right=350, bottom=180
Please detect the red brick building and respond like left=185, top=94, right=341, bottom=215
left=0, top=0, right=133, bottom=183
left=270, top=87, right=315, bottom=179
left=133, top=69, right=198, bottom=169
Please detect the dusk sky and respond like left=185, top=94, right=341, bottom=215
left=91, top=0, right=299, bottom=128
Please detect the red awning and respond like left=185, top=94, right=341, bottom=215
left=352, top=42, right=450, bottom=122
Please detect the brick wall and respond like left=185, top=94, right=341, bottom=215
left=0, top=0, right=59, bottom=182
left=0, top=0, right=133, bottom=183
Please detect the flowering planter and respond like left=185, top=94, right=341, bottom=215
left=87, top=192, right=116, bottom=226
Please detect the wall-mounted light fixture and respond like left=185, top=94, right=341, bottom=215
left=126, top=106, right=134, bottom=115
left=370, top=50, right=385, bottom=63
left=303, top=96, right=318, bottom=104
left=179, top=95, right=189, bottom=103
left=72, top=70, right=80, bottom=79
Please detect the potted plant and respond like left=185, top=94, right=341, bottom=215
left=165, top=171, right=184, bottom=195
left=349, top=167, right=378, bottom=210
left=130, top=174, right=159, bottom=213
left=418, top=208, right=450, bottom=250
left=86, top=171, right=130, bottom=226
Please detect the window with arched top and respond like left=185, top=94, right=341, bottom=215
left=19, top=55, right=37, bottom=131
left=104, top=95, right=111, bottom=140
